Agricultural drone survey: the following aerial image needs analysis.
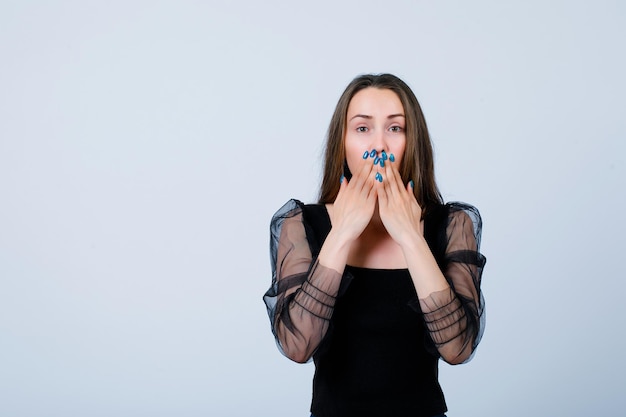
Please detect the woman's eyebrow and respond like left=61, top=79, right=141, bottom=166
left=349, top=114, right=372, bottom=121
left=349, top=113, right=405, bottom=121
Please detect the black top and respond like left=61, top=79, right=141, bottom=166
left=312, top=266, right=446, bottom=416
left=263, top=200, right=486, bottom=417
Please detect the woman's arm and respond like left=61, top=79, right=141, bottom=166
left=265, top=206, right=346, bottom=363
left=404, top=205, right=486, bottom=364
left=376, top=162, right=486, bottom=364
left=264, top=162, right=378, bottom=363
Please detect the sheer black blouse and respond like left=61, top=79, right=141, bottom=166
left=263, top=199, right=486, bottom=416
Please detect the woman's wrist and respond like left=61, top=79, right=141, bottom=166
left=317, top=228, right=353, bottom=274
left=396, top=226, right=426, bottom=253
left=402, top=235, right=449, bottom=296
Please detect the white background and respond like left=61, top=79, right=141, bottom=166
left=1, top=1, right=624, bottom=416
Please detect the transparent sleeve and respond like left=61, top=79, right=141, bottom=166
left=263, top=200, right=343, bottom=363
left=418, top=203, right=486, bottom=364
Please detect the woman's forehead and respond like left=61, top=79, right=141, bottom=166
left=347, top=88, right=404, bottom=116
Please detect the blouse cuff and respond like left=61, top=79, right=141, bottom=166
left=292, top=260, right=339, bottom=321
left=419, top=288, right=466, bottom=346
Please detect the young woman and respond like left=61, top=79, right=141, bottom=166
left=263, top=73, right=486, bottom=417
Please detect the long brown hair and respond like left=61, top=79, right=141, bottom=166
left=318, top=74, right=443, bottom=212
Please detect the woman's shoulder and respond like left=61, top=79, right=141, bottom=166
left=271, top=199, right=327, bottom=218
left=444, top=201, right=483, bottom=232
left=270, top=199, right=331, bottom=256
left=441, top=201, right=484, bottom=251
left=271, top=199, right=330, bottom=229
left=445, top=201, right=481, bottom=217
left=272, top=198, right=303, bottom=218
left=427, top=201, right=482, bottom=221
left=424, top=201, right=483, bottom=247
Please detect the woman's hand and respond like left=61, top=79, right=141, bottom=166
left=376, top=158, right=424, bottom=247
left=331, top=157, right=378, bottom=243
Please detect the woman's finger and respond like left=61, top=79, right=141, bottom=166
left=349, top=154, right=375, bottom=193
left=378, top=156, right=402, bottom=202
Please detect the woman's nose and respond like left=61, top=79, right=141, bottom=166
left=372, top=130, right=387, bottom=153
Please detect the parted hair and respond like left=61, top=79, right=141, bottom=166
left=318, top=73, right=443, bottom=213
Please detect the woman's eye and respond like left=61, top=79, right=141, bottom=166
left=356, top=126, right=368, bottom=132
left=389, top=126, right=404, bottom=133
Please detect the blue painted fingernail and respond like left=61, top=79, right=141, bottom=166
left=389, top=153, right=395, bottom=162
left=409, top=180, right=414, bottom=188
left=340, top=174, right=344, bottom=183
left=369, top=149, right=376, bottom=158
left=374, top=156, right=380, bottom=165
left=382, top=151, right=388, bottom=160
left=362, top=150, right=369, bottom=159
left=380, top=159, right=385, bottom=167
left=375, top=172, right=383, bottom=182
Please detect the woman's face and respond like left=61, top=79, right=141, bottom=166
left=344, top=87, right=406, bottom=177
